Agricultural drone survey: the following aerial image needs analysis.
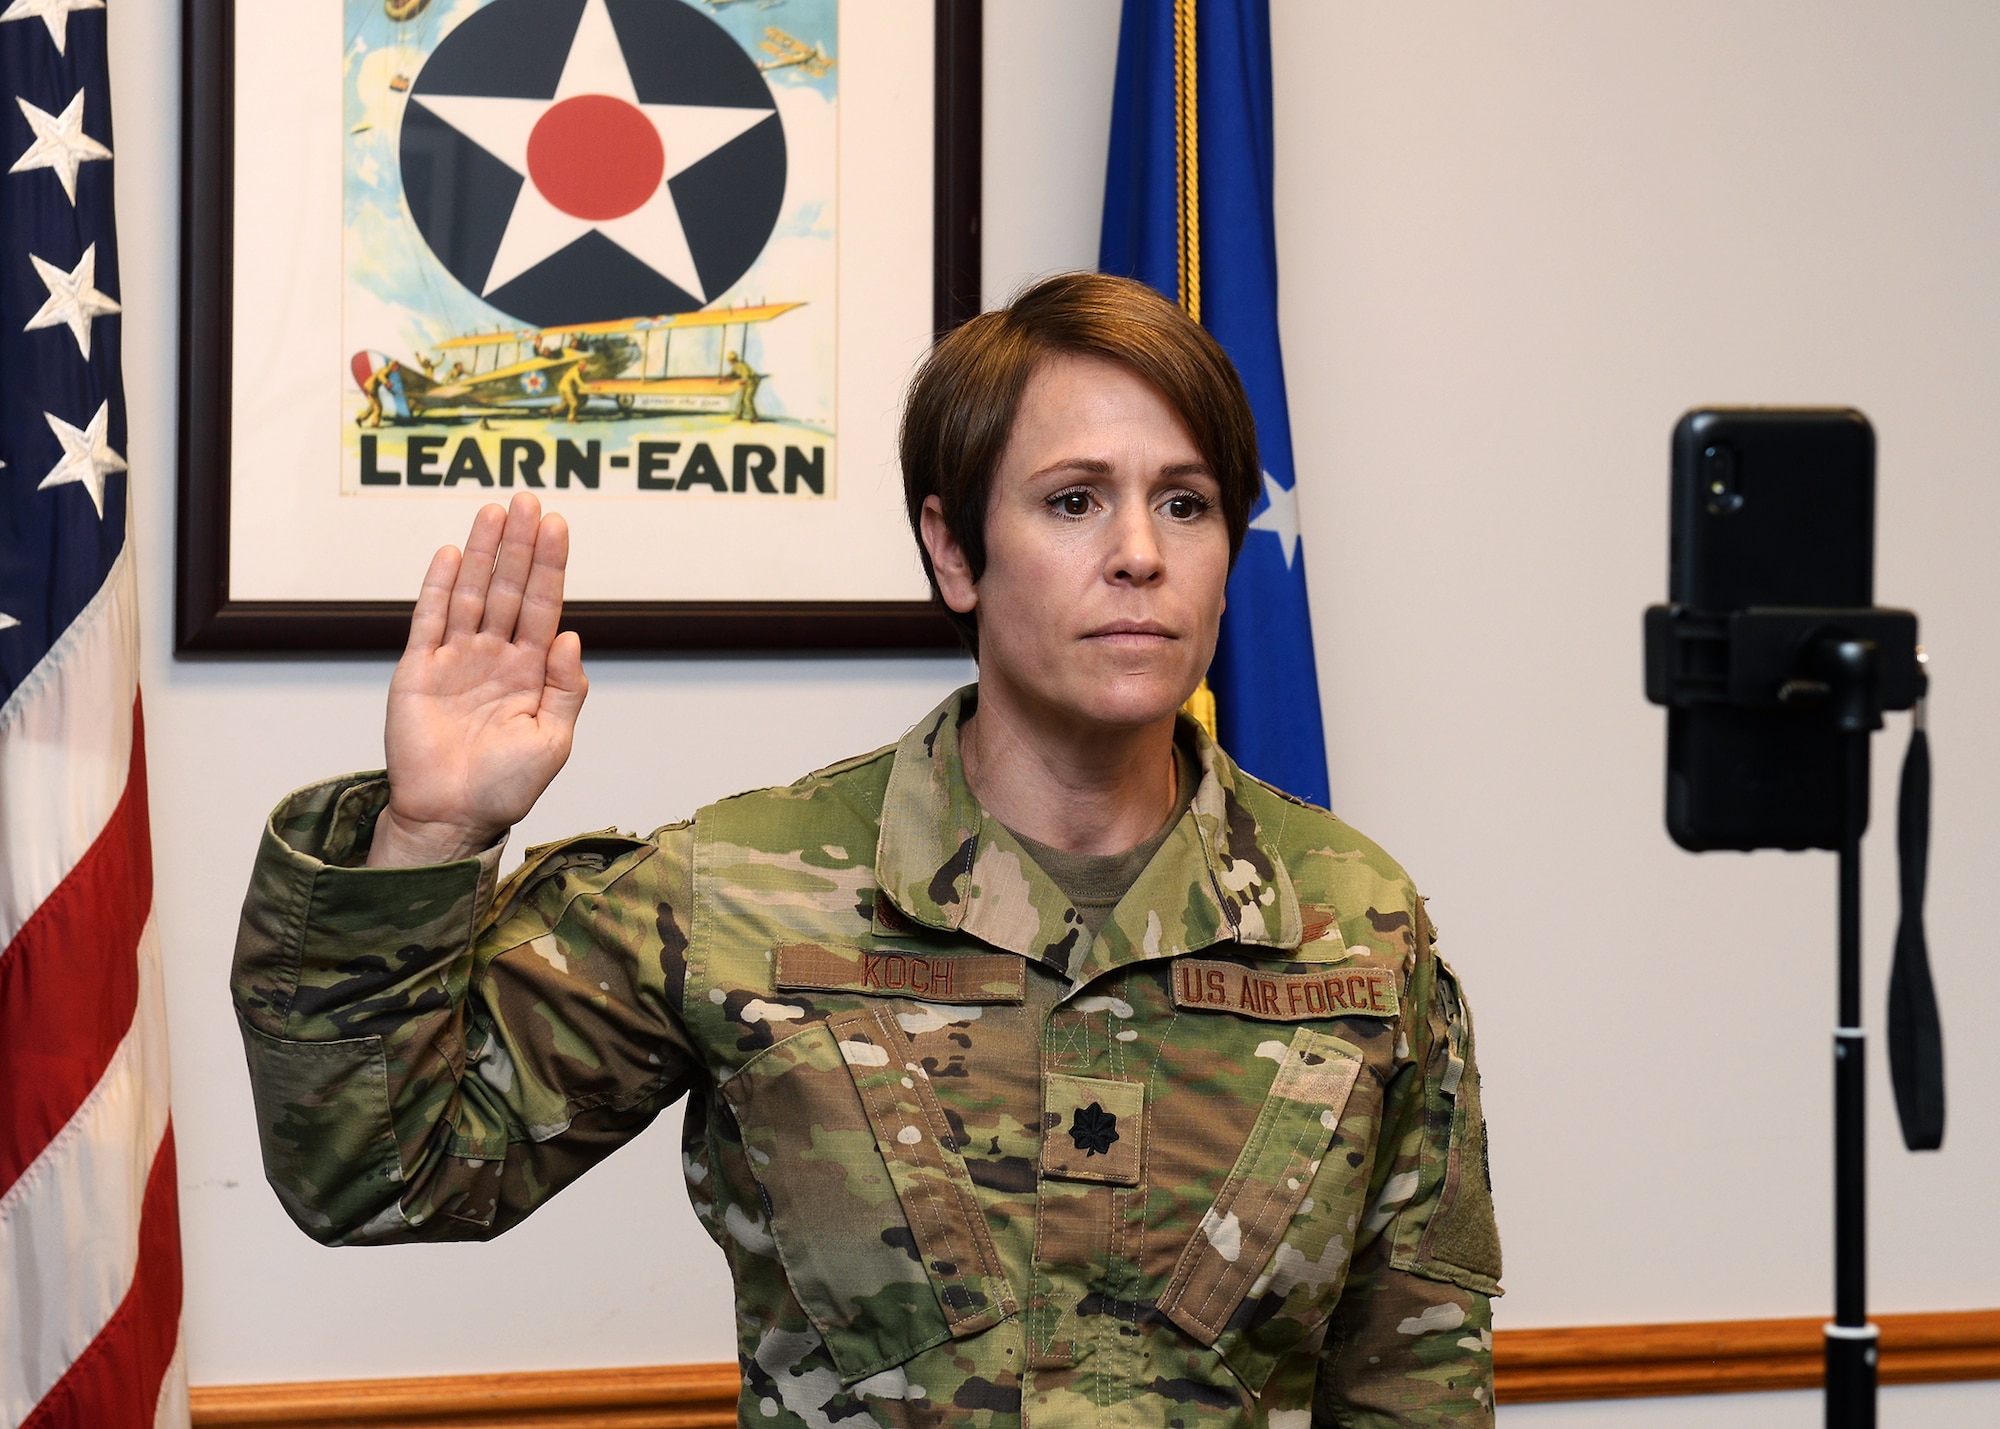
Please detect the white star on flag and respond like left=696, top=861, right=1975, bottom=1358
left=0, top=0, right=103, bottom=54
left=26, top=243, right=120, bottom=358
left=1248, top=469, right=1303, bottom=569
left=412, top=0, right=773, bottom=301
left=38, top=399, right=125, bottom=517
left=10, top=89, right=112, bottom=204
left=0, top=612, right=18, bottom=632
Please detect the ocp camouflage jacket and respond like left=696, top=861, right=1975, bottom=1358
left=232, top=688, right=1502, bottom=1429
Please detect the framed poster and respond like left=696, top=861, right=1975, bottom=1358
left=177, top=0, right=981, bottom=653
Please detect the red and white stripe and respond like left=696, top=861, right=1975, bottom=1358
left=0, top=545, right=187, bottom=1429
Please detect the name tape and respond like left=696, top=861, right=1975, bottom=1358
left=1171, top=959, right=1402, bottom=1021
left=773, top=944, right=1026, bottom=1004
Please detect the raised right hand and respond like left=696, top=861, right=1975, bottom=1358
left=367, top=493, right=587, bottom=867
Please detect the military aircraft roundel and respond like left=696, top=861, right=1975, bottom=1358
left=400, top=0, right=786, bottom=326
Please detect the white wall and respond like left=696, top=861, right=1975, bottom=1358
left=106, top=0, right=1998, bottom=1421
left=1272, top=5, right=2000, bottom=1423
left=1281, top=0, right=2000, bottom=1319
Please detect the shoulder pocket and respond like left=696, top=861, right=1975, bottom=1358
left=1158, top=1028, right=1370, bottom=1392
left=484, top=830, right=652, bottom=933
left=719, top=1010, right=1017, bottom=1385
left=238, top=1020, right=403, bottom=1244
left=1393, top=960, right=1502, bottom=1294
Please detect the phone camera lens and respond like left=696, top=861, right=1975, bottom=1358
left=1703, top=444, right=1744, bottom=515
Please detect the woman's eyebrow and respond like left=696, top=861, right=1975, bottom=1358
left=1024, top=458, right=1215, bottom=483
left=1025, top=457, right=1113, bottom=482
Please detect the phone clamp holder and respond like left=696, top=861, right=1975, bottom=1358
left=1645, top=605, right=1923, bottom=724
left=1646, top=603, right=1943, bottom=1429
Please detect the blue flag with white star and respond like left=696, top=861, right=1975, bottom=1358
left=1100, top=0, right=1330, bottom=808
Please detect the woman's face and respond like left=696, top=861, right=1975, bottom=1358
left=924, top=352, right=1231, bottom=734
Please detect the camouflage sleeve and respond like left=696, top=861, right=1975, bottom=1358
left=1314, top=910, right=1502, bottom=1426
left=231, top=772, right=700, bottom=1246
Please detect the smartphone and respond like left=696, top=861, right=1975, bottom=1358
left=1664, top=408, right=1875, bottom=851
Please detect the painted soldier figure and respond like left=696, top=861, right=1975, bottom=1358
left=233, top=274, right=1501, bottom=1427
left=557, top=360, right=587, bottom=422
left=728, top=349, right=762, bottom=423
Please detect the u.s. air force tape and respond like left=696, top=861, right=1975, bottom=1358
left=1171, top=959, right=1402, bottom=1021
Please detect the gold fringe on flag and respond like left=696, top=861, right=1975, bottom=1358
left=1173, top=0, right=1218, bottom=741
left=1173, top=0, right=1201, bottom=325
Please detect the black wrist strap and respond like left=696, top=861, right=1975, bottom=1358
left=1887, top=721, right=1946, bottom=1150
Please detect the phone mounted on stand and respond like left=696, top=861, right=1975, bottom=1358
left=1643, top=408, right=1944, bottom=1429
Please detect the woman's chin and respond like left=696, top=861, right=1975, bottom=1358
left=1061, top=673, right=1200, bottom=733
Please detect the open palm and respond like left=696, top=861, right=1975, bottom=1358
left=370, top=495, right=587, bottom=867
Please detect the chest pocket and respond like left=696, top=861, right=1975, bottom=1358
left=719, top=1005, right=1018, bottom=1384
left=1157, top=1026, right=1373, bottom=1394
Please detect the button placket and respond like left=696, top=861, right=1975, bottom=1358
left=1028, top=1006, right=1084, bottom=1369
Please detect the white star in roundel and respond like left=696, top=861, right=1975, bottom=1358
left=413, top=0, right=773, bottom=302
left=0, top=0, right=103, bottom=55
left=26, top=243, right=120, bottom=358
left=38, top=400, right=125, bottom=518
left=10, top=90, right=112, bottom=204
left=1248, top=469, right=1303, bottom=570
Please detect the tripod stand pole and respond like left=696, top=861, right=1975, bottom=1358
left=1827, top=730, right=1877, bottom=1429
left=1647, top=615, right=1930, bottom=1424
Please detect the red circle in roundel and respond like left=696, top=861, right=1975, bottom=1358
left=526, top=94, right=665, bottom=221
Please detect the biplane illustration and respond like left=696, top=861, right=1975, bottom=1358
left=758, top=27, right=834, bottom=77
left=350, top=301, right=806, bottom=426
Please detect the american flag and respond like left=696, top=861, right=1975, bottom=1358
left=0, top=2, right=187, bottom=1425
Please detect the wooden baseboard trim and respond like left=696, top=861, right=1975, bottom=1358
left=1496, top=1307, right=2000, bottom=1403
left=187, top=1363, right=739, bottom=1429
left=186, top=1308, right=2000, bottom=1425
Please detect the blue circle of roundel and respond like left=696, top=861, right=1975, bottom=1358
left=399, top=0, right=786, bottom=326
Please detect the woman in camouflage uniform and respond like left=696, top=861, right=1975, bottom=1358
left=234, top=273, right=1501, bottom=1428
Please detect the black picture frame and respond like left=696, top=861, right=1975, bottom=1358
left=176, top=0, right=980, bottom=655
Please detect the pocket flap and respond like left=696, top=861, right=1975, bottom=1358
left=829, top=1005, right=1018, bottom=1338
left=721, top=1023, right=951, bottom=1384
left=1157, top=1028, right=1364, bottom=1346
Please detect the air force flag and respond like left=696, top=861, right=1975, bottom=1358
left=1101, top=0, right=1330, bottom=808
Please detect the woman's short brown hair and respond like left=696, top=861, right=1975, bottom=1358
left=899, top=271, right=1261, bottom=653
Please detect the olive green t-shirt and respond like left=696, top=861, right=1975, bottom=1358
left=1006, top=746, right=1199, bottom=943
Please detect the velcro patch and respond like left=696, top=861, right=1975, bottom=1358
left=1171, top=958, right=1401, bottom=1021
left=774, top=943, right=1026, bottom=1003
left=1040, top=1072, right=1144, bottom=1186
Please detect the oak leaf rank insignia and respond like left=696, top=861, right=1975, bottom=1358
left=1068, top=1102, right=1120, bottom=1157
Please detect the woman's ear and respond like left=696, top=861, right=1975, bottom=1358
left=919, top=495, right=979, bottom=615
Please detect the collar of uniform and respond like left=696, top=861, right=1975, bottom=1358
left=873, top=686, right=1302, bottom=975
left=874, top=689, right=987, bottom=940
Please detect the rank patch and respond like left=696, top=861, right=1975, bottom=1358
left=1041, top=1073, right=1143, bottom=1186
left=1171, top=958, right=1402, bottom=1021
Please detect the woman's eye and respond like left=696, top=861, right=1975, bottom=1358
left=1165, top=495, right=1206, bottom=520
left=1056, top=491, right=1093, bottom=516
